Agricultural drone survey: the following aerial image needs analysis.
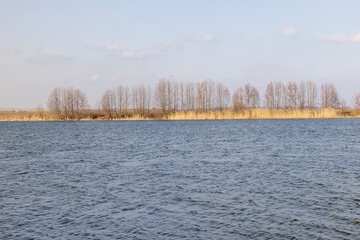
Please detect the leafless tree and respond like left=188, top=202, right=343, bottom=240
left=134, top=85, right=148, bottom=115
left=216, top=82, right=230, bottom=110
left=265, top=82, right=275, bottom=109
left=172, top=81, right=179, bottom=112
left=62, top=88, right=71, bottom=119
left=321, top=83, right=340, bottom=108
left=147, top=85, right=152, bottom=111
left=298, top=81, right=306, bottom=110
left=115, top=85, right=132, bottom=117
left=101, top=89, right=116, bottom=118
left=196, top=80, right=215, bottom=111
left=206, top=80, right=215, bottom=110
left=354, top=93, right=360, bottom=109
left=244, top=84, right=252, bottom=109
left=232, top=87, right=245, bottom=112
left=200, top=80, right=215, bottom=111
left=154, top=79, right=171, bottom=114
left=117, top=85, right=126, bottom=115
left=185, top=82, right=196, bottom=110
left=73, top=89, right=89, bottom=119
left=124, top=86, right=131, bottom=113
left=243, top=84, right=259, bottom=109
left=274, top=81, right=284, bottom=109
left=48, top=87, right=88, bottom=120
left=250, top=86, right=260, bottom=108
left=287, top=81, right=298, bottom=109
left=306, top=81, right=318, bottom=109
left=47, top=87, right=62, bottom=118
left=180, top=81, right=185, bottom=111
left=282, top=84, right=290, bottom=109
left=132, top=86, right=139, bottom=113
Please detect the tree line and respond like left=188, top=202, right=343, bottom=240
left=47, top=87, right=88, bottom=119
left=48, top=80, right=360, bottom=119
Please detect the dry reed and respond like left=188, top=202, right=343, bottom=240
left=1, top=108, right=360, bottom=121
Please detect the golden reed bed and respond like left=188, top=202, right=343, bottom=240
left=1, top=108, right=360, bottom=121
left=167, top=109, right=360, bottom=120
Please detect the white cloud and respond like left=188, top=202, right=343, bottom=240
left=319, top=34, right=347, bottom=42
left=197, top=34, right=216, bottom=42
left=91, top=75, right=100, bottom=82
left=351, top=33, right=360, bottom=42
left=151, top=42, right=182, bottom=52
left=104, top=45, right=124, bottom=51
left=89, top=40, right=183, bottom=59
left=90, top=45, right=147, bottom=59
left=318, top=33, right=360, bottom=43
left=280, top=27, right=296, bottom=36
left=120, top=50, right=145, bottom=59
left=179, top=33, right=218, bottom=43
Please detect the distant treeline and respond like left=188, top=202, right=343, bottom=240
left=45, top=79, right=360, bottom=120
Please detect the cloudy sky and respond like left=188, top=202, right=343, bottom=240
left=1, top=0, right=360, bottom=108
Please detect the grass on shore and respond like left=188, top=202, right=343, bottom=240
left=1, top=108, right=360, bottom=121
left=167, top=108, right=360, bottom=120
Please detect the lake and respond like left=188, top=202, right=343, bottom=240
left=1, top=119, right=359, bottom=239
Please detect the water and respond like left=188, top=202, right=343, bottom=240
left=0, top=119, right=359, bottom=239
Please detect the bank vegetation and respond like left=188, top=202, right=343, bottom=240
left=2, top=80, right=360, bottom=121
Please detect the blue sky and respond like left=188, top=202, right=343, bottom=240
left=1, top=0, right=360, bottom=108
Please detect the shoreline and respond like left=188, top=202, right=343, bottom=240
left=1, top=108, right=360, bottom=122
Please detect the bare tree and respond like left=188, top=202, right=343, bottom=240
left=135, top=85, right=148, bottom=115
left=63, top=88, right=79, bottom=119
left=154, top=79, right=170, bottom=114
left=62, top=88, right=72, bottom=119
left=117, top=85, right=125, bottom=115
left=101, top=89, right=116, bottom=118
left=124, top=86, right=131, bottom=113
left=180, top=81, right=185, bottom=111
left=216, top=82, right=230, bottom=110
left=48, top=87, right=88, bottom=120
left=287, top=81, right=298, bottom=109
left=354, top=93, right=360, bottom=109
left=243, top=84, right=259, bottom=109
left=185, top=82, right=195, bottom=110
left=306, top=81, right=318, bottom=109
left=206, top=80, right=215, bottom=111
left=196, top=80, right=215, bottom=111
left=172, top=81, right=179, bottom=112
left=244, top=84, right=252, bottom=109
left=250, top=86, right=260, bottom=108
left=147, top=85, right=152, bottom=111
left=167, top=80, right=174, bottom=112
left=132, top=86, right=139, bottom=113
left=321, top=83, right=340, bottom=108
left=265, top=82, right=275, bottom=109
left=274, top=81, right=284, bottom=109
left=232, top=87, right=245, bottom=112
left=73, top=89, right=89, bottom=119
left=47, top=87, right=62, bottom=118
left=298, top=81, right=306, bottom=110
left=282, top=84, right=290, bottom=109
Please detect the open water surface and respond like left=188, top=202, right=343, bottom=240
left=0, top=119, right=360, bottom=239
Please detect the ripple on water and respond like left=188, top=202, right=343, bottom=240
left=0, top=119, right=360, bottom=239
